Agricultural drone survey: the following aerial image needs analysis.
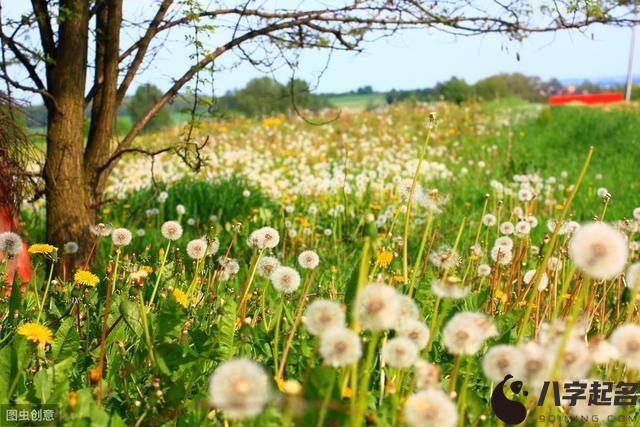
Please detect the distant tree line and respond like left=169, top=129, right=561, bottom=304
left=385, top=73, right=637, bottom=104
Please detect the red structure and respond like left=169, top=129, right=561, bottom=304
left=548, top=92, right=624, bottom=105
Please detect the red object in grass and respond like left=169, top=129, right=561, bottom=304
left=548, top=92, right=624, bottom=105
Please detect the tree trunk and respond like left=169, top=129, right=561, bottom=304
left=44, top=0, right=92, bottom=265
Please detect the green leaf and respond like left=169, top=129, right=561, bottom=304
left=0, top=336, right=29, bottom=403
left=214, top=298, right=236, bottom=361
left=119, top=300, right=143, bottom=338
left=156, top=295, right=185, bottom=342
left=51, top=317, right=78, bottom=362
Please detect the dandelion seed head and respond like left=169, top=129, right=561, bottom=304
left=257, top=256, right=280, bottom=278
left=271, top=266, right=301, bottom=293
left=298, top=250, right=319, bottom=269
left=111, top=228, right=132, bottom=246
left=568, top=222, right=628, bottom=280
left=610, top=324, right=640, bottom=370
left=499, top=221, right=514, bottom=235
left=477, top=264, right=491, bottom=277
left=482, top=345, right=524, bottom=383
left=90, top=223, right=112, bottom=237
left=319, top=327, right=362, bottom=367
left=398, top=319, right=430, bottom=350
left=160, top=221, right=182, bottom=241
left=482, top=214, right=497, bottom=227
left=64, top=241, right=79, bottom=254
left=356, top=283, right=401, bottom=331
left=382, top=337, right=419, bottom=368
left=186, top=239, right=208, bottom=260
left=303, top=300, right=345, bottom=336
left=0, top=232, right=22, bottom=257
left=414, top=360, right=440, bottom=390
left=403, top=389, right=458, bottom=427
left=208, top=358, right=271, bottom=419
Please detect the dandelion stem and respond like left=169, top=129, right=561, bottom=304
left=149, top=240, right=171, bottom=306
left=36, top=261, right=55, bottom=323
left=97, top=248, right=120, bottom=406
left=402, top=121, right=434, bottom=284
left=448, top=354, right=462, bottom=394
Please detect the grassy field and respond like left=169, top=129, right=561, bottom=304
left=327, top=93, right=387, bottom=110
left=4, top=100, right=640, bottom=426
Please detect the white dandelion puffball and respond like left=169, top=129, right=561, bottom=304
left=382, top=337, right=418, bottom=368
left=523, top=269, right=549, bottom=291
left=157, top=191, right=168, bottom=203
left=633, top=207, right=640, bottom=221
left=0, top=232, right=22, bottom=257
left=136, top=229, right=145, bottom=237
left=442, top=312, right=497, bottom=355
left=89, top=223, right=112, bottom=237
left=356, top=283, right=401, bottom=331
left=588, top=336, right=619, bottom=364
left=187, top=218, right=196, bottom=226
left=219, top=257, right=240, bottom=281
left=186, top=239, right=208, bottom=260
left=597, top=187, right=609, bottom=198
left=398, top=319, right=430, bottom=350
left=111, top=228, right=132, bottom=246
left=482, top=345, right=524, bottom=383
left=303, top=300, right=345, bottom=336
left=568, top=222, right=628, bottom=280
left=518, top=188, right=534, bottom=202
left=493, top=236, right=513, bottom=251
left=490, top=246, right=513, bottom=266
left=208, top=358, right=271, bottom=419
left=397, top=295, right=420, bottom=325
left=161, top=220, right=183, bottom=241
left=404, top=389, right=458, bottom=427
left=259, top=226, right=280, bottom=249
left=610, top=324, right=640, bottom=370
left=414, top=360, right=440, bottom=390
left=256, top=256, right=280, bottom=278
left=549, top=338, right=592, bottom=380
left=176, top=204, right=186, bottom=215
left=515, top=220, right=531, bottom=236
left=242, top=189, right=251, bottom=197
left=477, top=264, right=491, bottom=277
left=499, top=221, right=514, bottom=235
left=63, top=241, right=79, bottom=255
left=482, top=214, right=497, bottom=227
left=626, top=263, right=640, bottom=290
left=298, top=250, right=320, bottom=269
left=431, top=278, right=470, bottom=299
left=271, top=266, right=301, bottom=293
left=319, top=327, right=362, bottom=367
left=208, top=238, right=220, bottom=255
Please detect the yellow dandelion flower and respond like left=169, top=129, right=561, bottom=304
left=28, top=243, right=56, bottom=254
left=376, top=249, right=394, bottom=269
left=17, top=323, right=53, bottom=347
left=392, top=275, right=404, bottom=284
left=74, top=270, right=100, bottom=287
left=173, top=289, right=189, bottom=308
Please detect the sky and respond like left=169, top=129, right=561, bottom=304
left=2, top=2, right=638, bottom=98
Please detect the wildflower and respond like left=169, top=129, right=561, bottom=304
left=0, top=232, right=23, bottom=257
left=518, top=188, right=534, bottom=202
left=186, top=239, right=208, bottom=260
left=477, top=264, right=491, bottom=277
left=173, top=289, right=189, bottom=308
left=248, top=227, right=280, bottom=249
left=482, top=214, right=497, bottom=227
left=28, top=243, right=56, bottom=254
left=442, top=312, right=497, bottom=355
left=271, top=266, right=301, bottom=293
left=208, top=358, right=271, bottom=419
left=298, top=250, right=319, bottom=269
left=414, top=360, right=440, bottom=390
left=499, top=221, right=514, bottom=235
left=17, top=323, right=53, bottom=348
left=303, top=300, right=345, bottom=336
left=398, top=319, right=430, bottom=350
left=429, top=246, right=460, bottom=270
left=208, top=238, right=220, bottom=255
left=161, top=220, right=183, bottom=241
left=625, top=263, right=640, bottom=290
left=64, top=241, right=79, bottom=254
left=176, top=204, right=186, bottom=215
left=74, top=270, right=100, bottom=287
left=568, top=222, right=628, bottom=280
left=493, top=236, right=513, bottom=251
left=356, top=283, right=401, bottom=331
left=490, top=246, right=512, bottom=266
left=523, top=269, right=549, bottom=291
left=257, top=256, right=280, bottom=279
left=482, top=345, right=523, bottom=383
left=588, top=336, right=619, bottom=364
left=403, top=389, right=458, bottom=427
left=89, top=223, right=112, bottom=237
left=219, top=257, right=240, bottom=281
left=397, top=295, right=420, bottom=325
left=596, top=187, right=609, bottom=198
left=319, top=327, right=362, bottom=367
left=111, top=228, right=132, bottom=246
left=431, top=277, right=469, bottom=299
left=382, top=337, right=418, bottom=368
left=514, top=220, right=531, bottom=236
left=376, top=249, right=394, bottom=269
left=610, top=324, right=640, bottom=369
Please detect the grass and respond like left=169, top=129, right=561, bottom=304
left=4, top=100, right=640, bottom=426
left=327, top=93, right=387, bottom=110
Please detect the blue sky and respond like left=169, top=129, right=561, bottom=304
left=3, top=2, right=638, bottom=98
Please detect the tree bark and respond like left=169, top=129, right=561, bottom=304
left=44, top=0, right=92, bottom=260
